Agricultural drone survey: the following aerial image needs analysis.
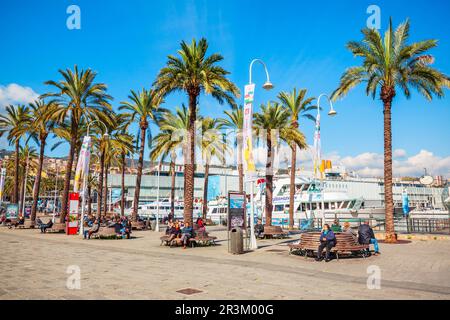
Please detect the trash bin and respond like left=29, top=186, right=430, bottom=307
left=230, top=227, right=244, bottom=254
left=150, top=220, right=156, bottom=231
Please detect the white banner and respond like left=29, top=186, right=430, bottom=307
left=313, top=113, right=321, bottom=178
left=0, top=168, right=6, bottom=201
left=74, top=136, right=91, bottom=192
left=243, top=84, right=257, bottom=182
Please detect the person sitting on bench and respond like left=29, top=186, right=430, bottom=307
left=180, top=222, right=194, bottom=249
left=255, top=219, right=264, bottom=238
left=358, top=221, right=380, bottom=256
left=119, top=217, right=131, bottom=239
left=331, top=219, right=342, bottom=232
left=9, top=215, right=25, bottom=229
left=40, top=219, right=53, bottom=233
left=195, top=217, right=206, bottom=235
left=316, top=224, right=336, bottom=262
left=342, top=222, right=357, bottom=242
left=167, top=221, right=181, bottom=243
left=165, top=219, right=174, bottom=235
left=83, top=218, right=100, bottom=239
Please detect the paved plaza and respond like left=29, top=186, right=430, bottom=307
left=1, top=226, right=450, bottom=300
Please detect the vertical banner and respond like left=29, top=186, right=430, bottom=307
left=313, top=113, right=321, bottom=178
left=0, top=168, right=6, bottom=201
left=243, top=84, right=256, bottom=182
left=74, top=136, right=91, bottom=192
left=67, top=192, right=79, bottom=235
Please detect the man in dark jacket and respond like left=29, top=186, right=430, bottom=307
left=358, top=221, right=380, bottom=255
left=255, top=219, right=264, bottom=238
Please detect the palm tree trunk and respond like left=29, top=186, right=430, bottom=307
left=289, top=141, right=296, bottom=230
left=31, top=138, right=46, bottom=225
left=237, top=136, right=244, bottom=193
left=132, top=125, right=147, bottom=221
left=202, top=162, right=210, bottom=220
left=60, top=135, right=76, bottom=223
left=184, top=93, right=197, bottom=225
left=97, top=151, right=105, bottom=219
left=13, top=140, right=20, bottom=204
left=103, top=163, right=108, bottom=216
left=19, top=164, right=26, bottom=215
left=121, top=153, right=126, bottom=217
left=382, top=90, right=397, bottom=243
left=170, top=158, right=176, bottom=218
left=265, top=130, right=274, bottom=227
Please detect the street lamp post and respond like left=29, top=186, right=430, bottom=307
left=53, top=161, right=58, bottom=222
left=247, top=58, right=274, bottom=250
left=155, top=161, right=161, bottom=232
left=314, top=94, right=337, bottom=227
left=79, top=120, right=108, bottom=237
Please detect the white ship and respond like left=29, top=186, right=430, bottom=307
left=207, top=169, right=449, bottom=227
left=124, top=199, right=202, bottom=220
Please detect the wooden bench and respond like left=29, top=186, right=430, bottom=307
left=160, top=232, right=217, bottom=247
left=288, top=232, right=370, bottom=260
left=16, top=220, right=34, bottom=229
left=91, top=227, right=118, bottom=239
left=46, top=222, right=66, bottom=233
left=262, top=226, right=289, bottom=239
left=160, top=235, right=184, bottom=247
left=131, top=221, right=146, bottom=230
left=189, top=234, right=217, bottom=247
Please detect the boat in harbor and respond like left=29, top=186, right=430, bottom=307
left=207, top=169, right=449, bottom=227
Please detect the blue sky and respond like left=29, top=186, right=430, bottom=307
left=1, top=0, right=449, bottom=177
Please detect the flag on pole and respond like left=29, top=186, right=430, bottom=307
left=74, top=136, right=91, bottom=192
left=243, top=84, right=256, bottom=182
left=313, top=113, right=321, bottom=178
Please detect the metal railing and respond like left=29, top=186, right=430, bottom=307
left=371, top=217, right=450, bottom=235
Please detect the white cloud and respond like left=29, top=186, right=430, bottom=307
left=393, top=148, right=407, bottom=158
left=330, top=149, right=450, bottom=178
left=0, top=83, right=39, bottom=108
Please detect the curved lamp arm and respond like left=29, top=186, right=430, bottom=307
left=317, top=93, right=337, bottom=117
left=249, top=59, right=273, bottom=90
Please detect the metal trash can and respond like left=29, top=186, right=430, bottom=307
left=150, top=220, right=156, bottom=231
left=229, top=227, right=244, bottom=254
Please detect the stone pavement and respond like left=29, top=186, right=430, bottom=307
left=1, top=226, right=449, bottom=300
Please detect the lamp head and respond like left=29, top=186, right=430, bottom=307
left=103, top=133, right=109, bottom=140
left=328, top=109, right=337, bottom=117
left=262, top=81, right=274, bottom=90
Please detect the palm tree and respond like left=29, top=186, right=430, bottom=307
left=151, top=105, right=195, bottom=218
left=220, top=105, right=244, bottom=192
left=331, top=19, right=450, bottom=242
left=201, top=117, right=227, bottom=220
left=119, top=89, right=164, bottom=221
left=27, top=100, right=57, bottom=225
left=278, top=89, right=316, bottom=229
left=0, top=104, right=31, bottom=204
left=17, top=144, right=38, bottom=215
left=41, top=65, right=112, bottom=222
left=254, top=102, right=308, bottom=227
left=109, top=129, right=134, bottom=216
left=154, top=38, right=240, bottom=224
left=90, top=122, right=114, bottom=218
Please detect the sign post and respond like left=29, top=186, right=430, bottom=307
left=6, top=204, right=19, bottom=220
left=243, top=83, right=258, bottom=250
left=67, top=192, right=79, bottom=235
left=227, top=191, right=246, bottom=252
